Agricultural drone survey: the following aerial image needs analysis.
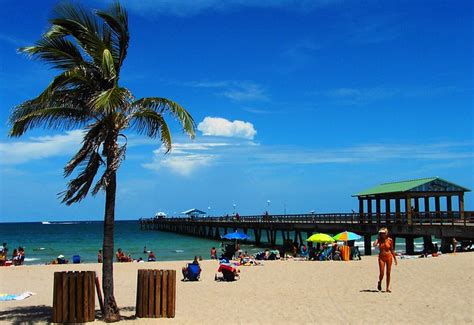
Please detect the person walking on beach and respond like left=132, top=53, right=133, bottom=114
left=373, top=227, right=397, bottom=292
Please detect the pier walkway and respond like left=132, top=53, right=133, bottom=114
left=140, top=211, right=474, bottom=255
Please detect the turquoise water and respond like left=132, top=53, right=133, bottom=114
left=0, top=221, right=260, bottom=265
left=0, top=221, right=435, bottom=265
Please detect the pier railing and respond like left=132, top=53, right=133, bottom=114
left=141, top=211, right=474, bottom=226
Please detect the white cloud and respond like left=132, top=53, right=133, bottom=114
left=198, top=117, right=257, bottom=140
left=0, top=130, right=84, bottom=165
left=142, top=139, right=474, bottom=177
left=142, top=142, right=227, bottom=176
left=187, top=80, right=267, bottom=102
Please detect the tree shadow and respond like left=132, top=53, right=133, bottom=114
left=0, top=305, right=137, bottom=324
left=0, top=305, right=51, bottom=325
left=95, top=306, right=137, bottom=321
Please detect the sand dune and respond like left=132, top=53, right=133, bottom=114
left=1, top=253, right=473, bottom=324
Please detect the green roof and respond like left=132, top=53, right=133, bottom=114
left=353, top=177, right=470, bottom=197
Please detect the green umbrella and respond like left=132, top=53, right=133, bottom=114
left=307, top=233, right=335, bottom=243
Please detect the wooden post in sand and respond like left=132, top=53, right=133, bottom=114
left=405, top=236, right=415, bottom=255
left=136, top=269, right=176, bottom=318
left=52, top=271, right=95, bottom=323
left=364, top=235, right=372, bottom=256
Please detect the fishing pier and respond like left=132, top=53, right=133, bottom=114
left=139, top=177, right=474, bottom=255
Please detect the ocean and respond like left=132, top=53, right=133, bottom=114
left=0, top=220, right=434, bottom=265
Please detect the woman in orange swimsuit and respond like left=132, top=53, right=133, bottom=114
left=373, top=227, right=397, bottom=292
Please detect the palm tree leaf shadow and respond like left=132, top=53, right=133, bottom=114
left=0, top=305, right=52, bottom=325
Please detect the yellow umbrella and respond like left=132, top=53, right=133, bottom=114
left=307, top=233, right=335, bottom=243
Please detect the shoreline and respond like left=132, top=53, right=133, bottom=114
left=1, top=252, right=473, bottom=324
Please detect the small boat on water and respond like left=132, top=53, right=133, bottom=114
left=41, top=221, right=51, bottom=225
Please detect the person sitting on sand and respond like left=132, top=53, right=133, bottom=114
left=264, top=249, right=271, bottom=260
left=11, top=248, right=24, bottom=266
left=0, top=243, right=7, bottom=266
left=182, top=256, right=201, bottom=279
left=98, top=249, right=103, bottom=263
left=148, top=251, right=156, bottom=262
left=52, top=255, right=68, bottom=264
left=373, top=227, right=397, bottom=292
left=300, top=244, right=308, bottom=257
left=116, top=248, right=130, bottom=262
left=210, top=247, right=217, bottom=259
left=11, top=248, right=18, bottom=264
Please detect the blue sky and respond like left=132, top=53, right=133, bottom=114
left=0, top=0, right=472, bottom=222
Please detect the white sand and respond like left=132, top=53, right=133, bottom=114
left=1, top=253, right=473, bottom=324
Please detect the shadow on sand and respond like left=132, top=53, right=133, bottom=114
left=0, top=305, right=51, bottom=325
left=0, top=305, right=138, bottom=324
left=360, top=289, right=381, bottom=293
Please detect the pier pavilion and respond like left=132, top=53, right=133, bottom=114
left=354, top=177, right=469, bottom=224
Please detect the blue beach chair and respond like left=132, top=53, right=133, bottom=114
left=319, top=247, right=333, bottom=261
left=72, top=255, right=81, bottom=264
left=183, top=263, right=201, bottom=281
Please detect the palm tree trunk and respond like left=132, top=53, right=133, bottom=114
left=102, top=133, right=121, bottom=322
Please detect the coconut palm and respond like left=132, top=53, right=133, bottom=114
left=9, top=2, right=195, bottom=321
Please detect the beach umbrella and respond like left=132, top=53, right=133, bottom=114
left=222, top=231, right=250, bottom=240
left=307, top=233, right=335, bottom=243
left=333, top=231, right=361, bottom=242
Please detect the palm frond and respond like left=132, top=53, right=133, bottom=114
left=60, top=151, right=103, bottom=205
left=132, top=97, right=195, bottom=139
left=48, top=2, right=107, bottom=65
left=31, top=66, right=92, bottom=104
left=129, top=109, right=172, bottom=151
left=90, top=86, right=131, bottom=113
left=97, top=1, right=129, bottom=72
left=92, top=142, right=126, bottom=195
left=64, top=121, right=106, bottom=177
left=101, top=48, right=116, bottom=80
left=9, top=106, right=91, bottom=137
left=19, top=36, right=86, bottom=70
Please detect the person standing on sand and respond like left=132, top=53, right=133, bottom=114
left=373, top=227, right=397, bottom=292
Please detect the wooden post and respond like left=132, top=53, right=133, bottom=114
left=446, top=195, right=452, bottom=224
left=395, top=198, right=401, bottom=223
left=52, top=271, right=95, bottom=323
left=254, top=229, right=260, bottom=245
left=424, top=196, right=430, bottom=224
left=423, top=236, right=432, bottom=252
left=405, top=197, right=412, bottom=225
left=364, top=235, right=372, bottom=256
left=95, top=276, right=104, bottom=315
left=298, top=232, right=303, bottom=247
left=136, top=269, right=176, bottom=318
left=405, top=237, right=415, bottom=255
left=359, top=198, right=364, bottom=223
left=375, top=198, right=381, bottom=224
left=367, top=199, right=372, bottom=223
left=435, top=196, right=441, bottom=223
left=385, top=198, right=391, bottom=220
left=459, top=194, right=465, bottom=222
left=414, top=197, right=420, bottom=223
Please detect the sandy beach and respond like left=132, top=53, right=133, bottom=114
left=1, top=253, right=473, bottom=324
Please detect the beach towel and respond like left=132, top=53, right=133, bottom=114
left=0, top=292, right=35, bottom=301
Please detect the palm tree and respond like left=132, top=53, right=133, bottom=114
left=9, top=2, right=195, bottom=322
